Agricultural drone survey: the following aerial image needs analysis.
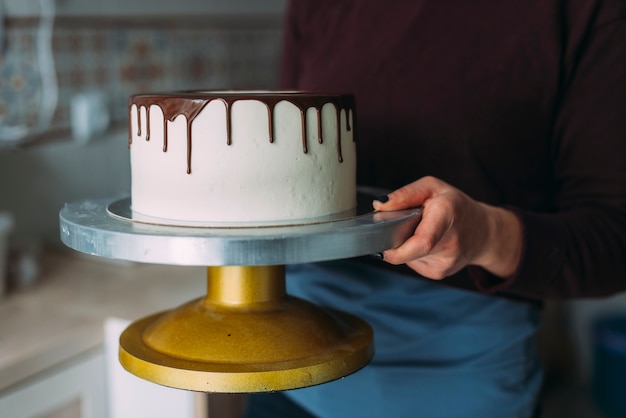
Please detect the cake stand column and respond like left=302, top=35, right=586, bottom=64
left=205, top=265, right=286, bottom=305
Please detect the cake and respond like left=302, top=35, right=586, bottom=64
left=128, top=91, right=357, bottom=225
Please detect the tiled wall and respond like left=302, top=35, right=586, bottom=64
left=0, top=16, right=283, bottom=138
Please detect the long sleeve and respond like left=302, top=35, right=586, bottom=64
left=279, top=0, right=626, bottom=301
left=473, top=4, right=626, bottom=299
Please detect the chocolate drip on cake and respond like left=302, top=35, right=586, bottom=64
left=129, top=91, right=355, bottom=174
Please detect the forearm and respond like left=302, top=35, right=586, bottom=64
left=471, top=205, right=626, bottom=299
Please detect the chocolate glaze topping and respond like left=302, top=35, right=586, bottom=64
left=129, top=91, right=355, bottom=174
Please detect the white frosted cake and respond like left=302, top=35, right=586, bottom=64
left=128, top=91, right=357, bottom=225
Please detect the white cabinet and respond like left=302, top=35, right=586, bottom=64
left=0, top=350, right=106, bottom=418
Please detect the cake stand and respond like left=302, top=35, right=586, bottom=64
left=59, top=193, right=422, bottom=393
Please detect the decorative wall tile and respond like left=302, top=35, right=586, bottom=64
left=0, top=28, right=44, bottom=131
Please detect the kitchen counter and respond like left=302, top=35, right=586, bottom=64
left=0, top=249, right=205, bottom=392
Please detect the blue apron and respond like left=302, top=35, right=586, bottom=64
left=278, top=260, right=543, bottom=418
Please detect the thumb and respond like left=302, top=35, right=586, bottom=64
left=372, top=176, right=440, bottom=211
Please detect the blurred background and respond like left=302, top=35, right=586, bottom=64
left=1, top=1, right=626, bottom=417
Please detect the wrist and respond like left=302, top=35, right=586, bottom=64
left=475, top=204, right=523, bottom=278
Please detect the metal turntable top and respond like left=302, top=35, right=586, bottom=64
left=59, top=194, right=422, bottom=266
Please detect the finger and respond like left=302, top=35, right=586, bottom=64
left=382, top=234, right=432, bottom=265
left=405, top=258, right=451, bottom=281
left=382, top=204, right=450, bottom=264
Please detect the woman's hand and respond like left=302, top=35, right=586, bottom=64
left=373, top=176, right=523, bottom=279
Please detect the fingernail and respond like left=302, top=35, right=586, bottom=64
left=373, top=195, right=389, bottom=203
left=370, top=252, right=385, bottom=261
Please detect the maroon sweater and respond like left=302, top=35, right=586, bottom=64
left=279, top=0, right=626, bottom=300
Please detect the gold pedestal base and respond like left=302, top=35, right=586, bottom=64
left=119, top=266, right=374, bottom=393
